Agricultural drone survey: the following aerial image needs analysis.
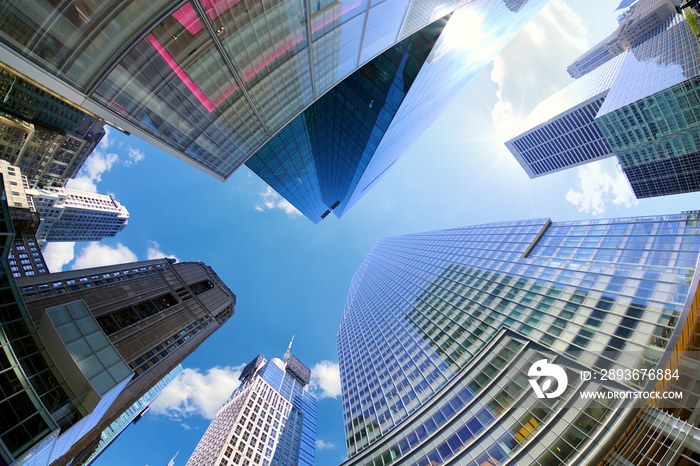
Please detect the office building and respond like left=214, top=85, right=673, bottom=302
left=0, top=254, right=235, bottom=466
left=567, top=0, right=679, bottom=78
left=0, top=0, right=547, bottom=222
left=0, top=66, right=101, bottom=139
left=27, top=186, right=129, bottom=244
left=507, top=11, right=700, bottom=197
left=504, top=54, right=625, bottom=177
left=82, top=365, right=185, bottom=466
left=0, top=158, right=130, bottom=248
left=0, top=66, right=105, bottom=188
left=0, top=159, right=49, bottom=278
left=594, top=13, right=700, bottom=198
left=186, top=344, right=316, bottom=466
left=337, top=212, right=700, bottom=465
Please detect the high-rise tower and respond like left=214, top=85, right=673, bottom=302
left=506, top=7, right=700, bottom=198
left=0, top=0, right=548, bottom=222
left=186, top=346, right=316, bottom=466
left=0, top=256, right=235, bottom=466
left=0, top=66, right=105, bottom=188
left=337, top=213, right=700, bottom=465
left=27, top=185, right=129, bottom=245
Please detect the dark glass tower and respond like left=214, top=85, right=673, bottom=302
left=0, top=0, right=548, bottom=222
left=337, top=213, right=700, bottom=465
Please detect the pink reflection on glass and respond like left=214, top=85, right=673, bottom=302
left=172, top=3, right=204, bottom=35
left=162, top=0, right=363, bottom=111
left=149, top=35, right=219, bottom=112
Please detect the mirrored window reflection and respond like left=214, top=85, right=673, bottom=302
left=189, top=98, right=269, bottom=174
left=207, top=0, right=313, bottom=132
left=93, top=3, right=265, bottom=176
left=313, top=13, right=365, bottom=96
left=359, top=0, right=410, bottom=65
left=0, top=0, right=173, bottom=90
left=398, top=0, right=440, bottom=41
left=309, top=0, right=369, bottom=42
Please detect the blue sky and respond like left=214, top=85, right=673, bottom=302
left=52, top=1, right=700, bottom=465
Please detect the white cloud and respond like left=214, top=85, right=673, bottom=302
left=71, top=242, right=138, bottom=270
left=66, top=127, right=145, bottom=192
left=150, top=366, right=244, bottom=420
left=316, top=439, right=335, bottom=451
left=309, top=361, right=341, bottom=400
left=490, top=0, right=590, bottom=140
left=43, top=242, right=76, bottom=272
left=254, top=187, right=302, bottom=217
left=565, top=158, right=637, bottom=215
left=125, top=147, right=146, bottom=166
left=147, top=241, right=178, bottom=262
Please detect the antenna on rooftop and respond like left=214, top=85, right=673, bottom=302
left=283, top=335, right=294, bottom=364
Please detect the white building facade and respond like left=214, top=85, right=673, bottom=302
left=187, top=352, right=316, bottom=466
left=27, top=186, right=129, bottom=244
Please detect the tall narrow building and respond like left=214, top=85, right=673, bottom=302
left=186, top=345, right=316, bottom=466
left=337, top=212, right=700, bottom=465
left=0, top=0, right=548, bottom=222
left=0, top=254, right=235, bottom=466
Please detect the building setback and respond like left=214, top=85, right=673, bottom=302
left=0, top=254, right=235, bottom=466
left=187, top=347, right=316, bottom=466
left=0, top=0, right=547, bottom=223
left=337, top=212, right=700, bottom=465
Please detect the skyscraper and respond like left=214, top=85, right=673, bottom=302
left=0, top=256, right=235, bottom=466
left=0, top=0, right=548, bottom=222
left=566, top=0, right=679, bottom=79
left=506, top=8, right=700, bottom=198
left=337, top=212, right=700, bottom=465
left=0, top=66, right=105, bottom=188
left=82, top=365, right=185, bottom=466
left=186, top=345, right=316, bottom=466
left=27, top=185, right=129, bottom=245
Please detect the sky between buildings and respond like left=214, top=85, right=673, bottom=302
left=53, top=1, right=700, bottom=465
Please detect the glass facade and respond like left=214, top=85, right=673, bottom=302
left=0, top=0, right=547, bottom=222
left=84, top=364, right=185, bottom=466
left=596, top=14, right=700, bottom=198
left=508, top=12, right=700, bottom=197
left=337, top=212, right=700, bottom=464
left=187, top=353, right=316, bottom=466
left=0, top=175, right=90, bottom=466
left=505, top=54, right=625, bottom=177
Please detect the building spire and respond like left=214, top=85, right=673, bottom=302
left=283, top=335, right=294, bottom=364
left=166, top=451, right=179, bottom=466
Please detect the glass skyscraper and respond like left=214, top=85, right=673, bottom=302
left=186, top=347, right=316, bottom=466
left=507, top=8, right=700, bottom=198
left=83, top=365, right=185, bottom=466
left=0, top=0, right=547, bottom=222
left=337, top=212, right=700, bottom=465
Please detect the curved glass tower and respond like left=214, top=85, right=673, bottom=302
left=0, top=0, right=548, bottom=222
left=337, top=212, right=700, bottom=465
